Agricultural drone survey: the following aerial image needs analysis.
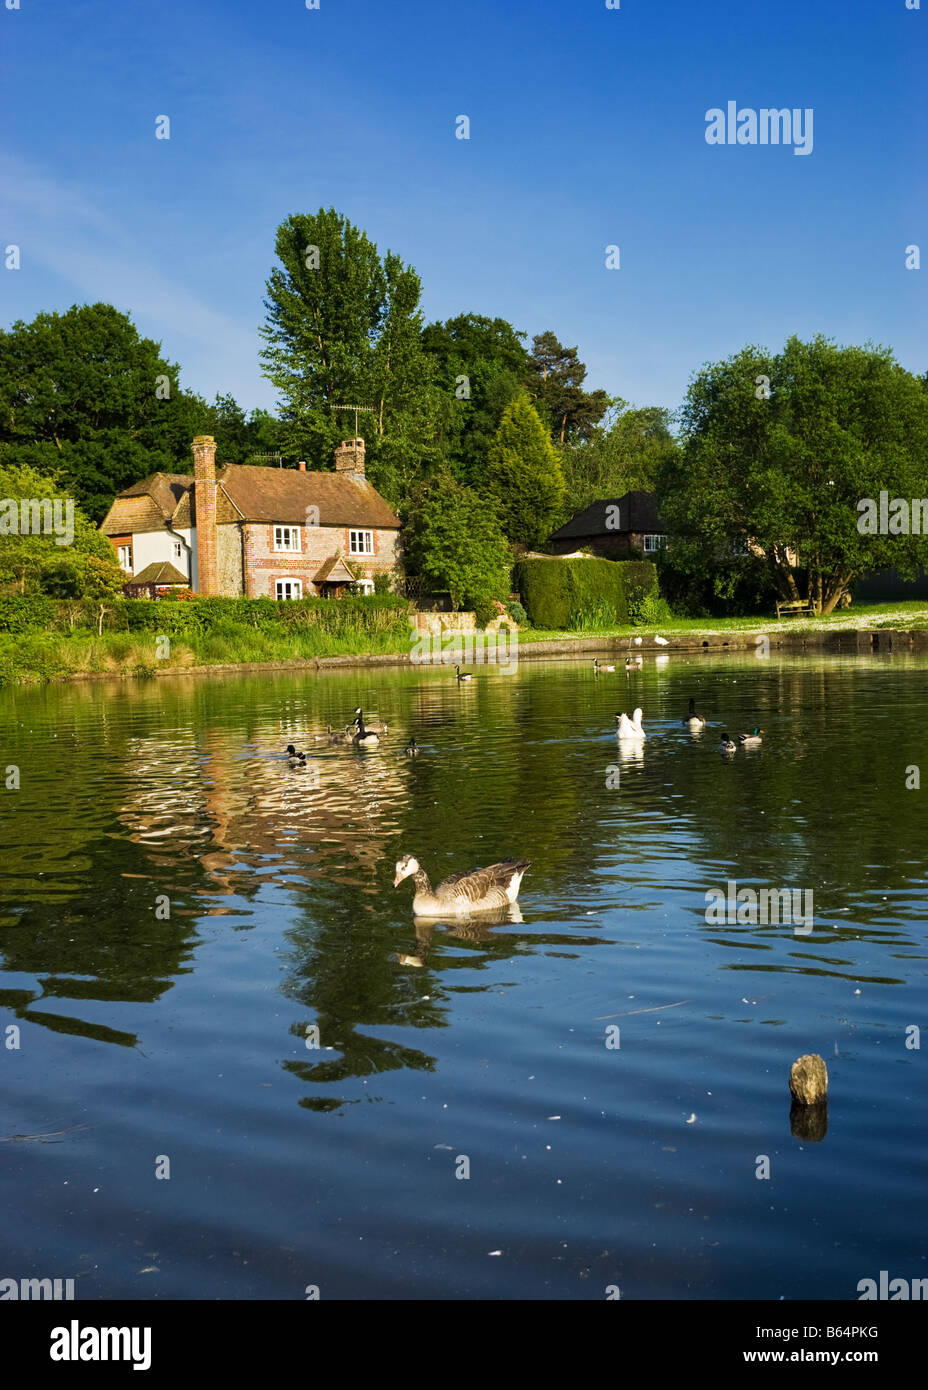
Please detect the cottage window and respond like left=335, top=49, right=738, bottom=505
left=274, top=526, right=301, bottom=553
left=173, top=541, right=182, bottom=560
left=275, top=579, right=303, bottom=601
left=642, top=534, right=664, bottom=553
left=118, top=544, right=132, bottom=571
left=349, top=529, right=373, bottom=555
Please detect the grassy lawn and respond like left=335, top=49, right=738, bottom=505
left=518, top=601, right=928, bottom=644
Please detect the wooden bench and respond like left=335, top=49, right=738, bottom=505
left=775, top=599, right=816, bottom=619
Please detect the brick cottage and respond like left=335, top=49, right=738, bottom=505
left=100, top=436, right=402, bottom=598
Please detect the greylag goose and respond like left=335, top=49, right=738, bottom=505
left=683, top=697, right=706, bottom=729
left=393, top=855, right=531, bottom=917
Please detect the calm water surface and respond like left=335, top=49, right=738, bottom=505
left=0, top=654, right=925, bottom=1299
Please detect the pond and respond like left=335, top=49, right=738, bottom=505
left=0, top=652, right=925, bottom=1299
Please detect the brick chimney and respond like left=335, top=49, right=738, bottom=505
left=297, top=460, right=306, bottom=472
left=192, top=435, right=218, bottom=596
left=334, top=438, right=365, bottom=478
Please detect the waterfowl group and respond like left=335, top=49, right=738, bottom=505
left=393, top=854, right=531, bottom=917
left=607, top=697, right=766, bottom=758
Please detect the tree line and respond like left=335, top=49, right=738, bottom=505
left=1, top=205, right=925, bottom=616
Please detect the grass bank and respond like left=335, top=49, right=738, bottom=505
left=518, top=601, right=928, bottom=643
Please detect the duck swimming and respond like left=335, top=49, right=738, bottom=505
left=285, top=744, right=307, bottom=765
left=738, top=727, right=764, bottom=747
left=393, top=855, right=531, bottom=917
left=719, top=732, right=737, bottom=753
left=404, top=738, right=419, bottom=757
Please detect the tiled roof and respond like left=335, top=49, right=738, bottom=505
left=133, top=561, right=189, bottom=585
left=101, top=465, right=400, bottom=535
left=314, top=556, right=357, bottom=584
left=549, top=490, right=664, bottom=541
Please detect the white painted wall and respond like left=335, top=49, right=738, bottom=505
left=129, top=527, right=194, bottom=581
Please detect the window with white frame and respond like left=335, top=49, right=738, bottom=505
left=274, top=525, right=301, bottom=553
left=642, top=534, right=665, bottom=553
left=275, top=579, right=303, bottom=600
left=172, top=541, right=182, bottom=561
left=118, top=544, right=132, bottom=570
left=349, top=529, right=373, bottom=555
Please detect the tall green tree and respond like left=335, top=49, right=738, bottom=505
left=402, top=473, right=512, bottom=624
left=0, top=304, right=201, bottom=521
left=0, top=461, right=119, bottom=595
left=659, top=335, right=928, bottom=613
left=260, top=209, right=441, bottom=502
left=527, top=332, right=610, bottom=445
left=560, top=402, right=679, bottom=515
left=421, top=314, right=531, bottom=485
left=482, top=395, right=566, bottom=549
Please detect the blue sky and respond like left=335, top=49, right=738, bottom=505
left=2, top=0, right=925, bottom=420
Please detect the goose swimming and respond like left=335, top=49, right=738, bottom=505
left=683, top=697, right=706, bottom=729
left=393, top=855, right=531, bottom=917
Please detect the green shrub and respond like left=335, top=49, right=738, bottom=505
left=506, top=600, right=528, bottom=626
left=513, top=557, right=659, bottom=629
left=628, top=592, right=674, bottom=626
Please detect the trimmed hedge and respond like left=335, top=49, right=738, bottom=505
left=513, top=557, right=659, bottom=630
left=0, top=593, right=412, bottom=639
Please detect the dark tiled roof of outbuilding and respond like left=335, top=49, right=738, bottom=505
left=549, top=490, right=664, bottom=541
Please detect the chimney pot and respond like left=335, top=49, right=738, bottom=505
left=298, top=460, right=306, bottom=472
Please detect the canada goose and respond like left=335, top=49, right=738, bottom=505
left=455, top=666, right=473, bottom=682
left=738, top=727, right=764, bottom=747
left=625, top=656, right=643, bottom=669
left=594, top=659, right=615, bottom=673
left=353, top=707, right=388, bottom=734
left=285, top=744, right=307, bottom=765
left=352, top=711, right=380, bottom=747
left=615, top=708, right=646, bottom=739
left=393, top=854, right=531, bottom=917
left=683, top=697, right=706, bottom=729
left=404, top=738, right=419, bottom=757
left=719, top=732, right=737, bottom=753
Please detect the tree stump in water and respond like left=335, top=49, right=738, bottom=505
left=789, top=1054, right=829, bottom=1142
left=789, top=1053, right=828, bottom=1105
